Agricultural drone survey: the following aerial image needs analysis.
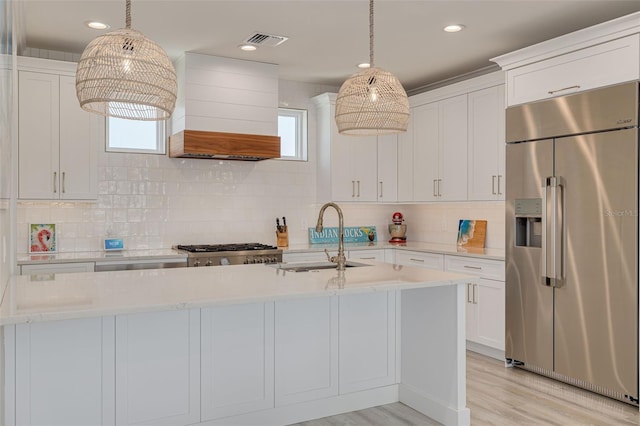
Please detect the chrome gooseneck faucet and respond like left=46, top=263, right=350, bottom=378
left=315, top=202, right=347, bottom=271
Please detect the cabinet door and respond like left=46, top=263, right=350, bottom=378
left=18, top=71, right=59, bottom=199
left=275, top=296, right=339, bottom=405
left=329, top=126, right=355, bottom=201
left=351, top=135, right=378, bottom=202
left=339, top=291, right=396, bottom=394
left=396, top=117, right=414, bottom=202
left=14, top=317, right=115, bottom=426
left=201, top=303, right=274, bottom=420
left=59, top=75, right=101, bottom=200
left=115, top=310, right=200, bottom=426
left=438, top=94, right=468, bottom=201
left=377, top=134, right=398, bottom=202
left=412, top=103, right=439, bottom=201
left=473, top=278, right=505, bottom=351
left=467, top=85, right=505, bottom=201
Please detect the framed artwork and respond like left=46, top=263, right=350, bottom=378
left=29, top=223, right=57, bottom=253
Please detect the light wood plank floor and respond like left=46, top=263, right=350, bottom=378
left=292, top=351, right=640, bottom=425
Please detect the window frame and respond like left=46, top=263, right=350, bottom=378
left=106, top=117, right=167, bottom=155
left=277, top=108, right=307, bottom=162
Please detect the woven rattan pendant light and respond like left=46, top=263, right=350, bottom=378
left=76, top=0, right=177, bottom=121
left=335, top=0, right=409, bottom=135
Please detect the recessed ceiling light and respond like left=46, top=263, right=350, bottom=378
left=357, top=63, right=370, bottom=69
left=239, top=44, right=257, bottom=51
left=85, top=21, right=110, bottom=30
left=443, top=24, right=464, bottom=33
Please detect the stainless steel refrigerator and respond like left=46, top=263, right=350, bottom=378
left=505, top=81, right=639, bottom=405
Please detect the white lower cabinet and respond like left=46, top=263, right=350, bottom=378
left=13, top=317, right=115, bottom=426
left=115, top=309, right=200, bottom=426
left=445, top=256, right=505, bottom=358
left=201, top=303, right=274, bottom=420
left=394, top=250, right=444, bottom=270
left=275, top=296, right=339, bottom=405
left=339, top=291, right=396, bottom=394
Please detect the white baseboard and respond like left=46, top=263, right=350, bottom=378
left=467, top=340, right=505, bottom=361
left=399, top=383, right=470, bottom=426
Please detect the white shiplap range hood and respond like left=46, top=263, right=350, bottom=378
left=169, top=53, right=281, bottom=160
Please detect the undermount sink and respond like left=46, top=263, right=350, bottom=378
left=270, top=261, right=370, bottom=272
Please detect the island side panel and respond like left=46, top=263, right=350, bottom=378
left=399, top=282, right=470, bottom=426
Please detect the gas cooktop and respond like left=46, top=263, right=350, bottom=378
left=175, top=243, right=278, bottom=253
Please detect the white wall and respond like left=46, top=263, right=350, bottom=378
left=15, top=77, right=506, bottom=253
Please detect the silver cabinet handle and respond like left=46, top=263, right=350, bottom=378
left=352, top=181, right=355, bottom=198
left=53, top=172, right=57, bottom=193
left=360, top=256, right=376, bottom=260
left=472, top=283, right=478, bottom=304
left=62, top=171, right=66, bottom=194
left=433, top=179, right=437, bottom=197
left=497, top=175, right=502, bottom=195
left=548, top=85, right=580, bottom=95
left=357, top=180, right=360, bottom=197
left=437, top=179, right=442, bottom=197
left=464, top=265, right=482, bottom=270
left=409, top=258, right=425, bottom=263
left=379, top=181, right=383, bottom=198
left=467, top=283, right=472, bottom=303
left=492, top=175, right=496, bottom=195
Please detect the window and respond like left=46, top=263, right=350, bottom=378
left=106, top=117, right=166, bottom=154
left=278, top=108, right=307, bottom=161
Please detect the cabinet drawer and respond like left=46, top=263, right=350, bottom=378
left=395, top=251, right=443, bottom=271
left=506, top=34, right=640, bottom=106
left=445, top=256, right=504, bottom=281
left=348, top=249, right=385, bottom=262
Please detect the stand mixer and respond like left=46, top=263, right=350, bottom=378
left=388, top=211, right=407, bottom=243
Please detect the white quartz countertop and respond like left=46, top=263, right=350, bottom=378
left=0, top=261, right=472, bottom=326
left=16, top=249, right=187, bottom=265
left=284, top=241, right=505, bottom=261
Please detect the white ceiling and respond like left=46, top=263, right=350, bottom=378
left=20, top=0, right=640, bottom=94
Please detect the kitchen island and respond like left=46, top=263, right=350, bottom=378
left=0, top=261, right=473, bottom=426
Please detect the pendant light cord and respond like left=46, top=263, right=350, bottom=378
left=369, top=0, right=374, bottom=67
left=125, top=0, right=131, bottom=29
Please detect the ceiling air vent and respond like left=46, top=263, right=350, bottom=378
left=242, top=32, right=289, bottom=47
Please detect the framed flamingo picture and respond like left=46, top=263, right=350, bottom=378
left=29, top=223, right=57, bottom=253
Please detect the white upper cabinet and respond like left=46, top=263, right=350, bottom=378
left=467, top=84, right=506, bottom=201
left=313, top=93, right=397, bottom=203
left=18, top=57, right=102, bottom=200
left=413, top=94, right=468, bottom=202
left=492, top=14, right=640, bottom=106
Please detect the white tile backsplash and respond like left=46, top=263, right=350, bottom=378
left=16, top=80, right=506, bottom=253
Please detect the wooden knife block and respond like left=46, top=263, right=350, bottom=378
left=276, top=227, right=289, bottom=247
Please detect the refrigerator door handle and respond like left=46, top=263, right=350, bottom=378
left=543, top=176, right=564, bottom=288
